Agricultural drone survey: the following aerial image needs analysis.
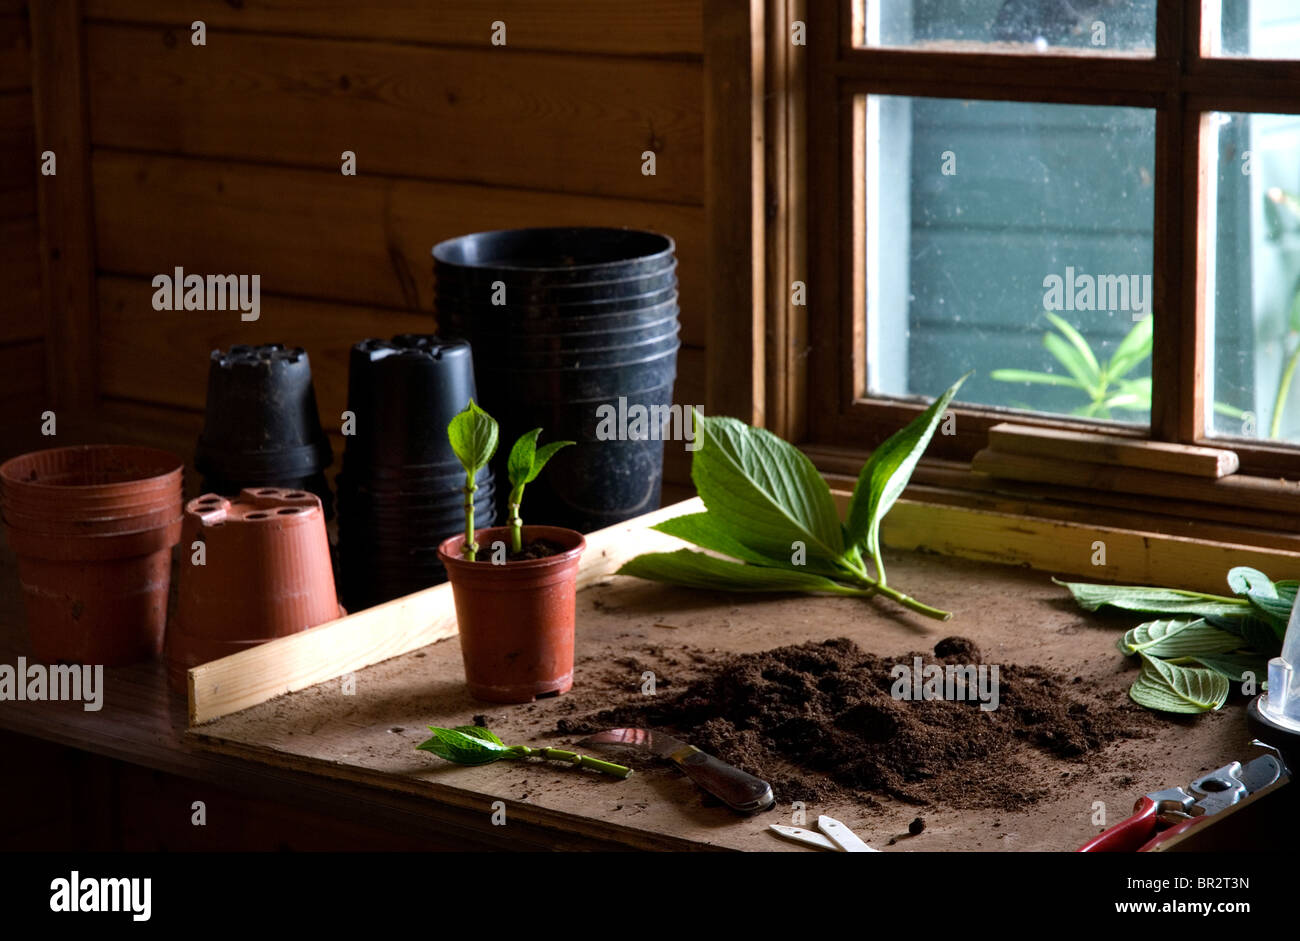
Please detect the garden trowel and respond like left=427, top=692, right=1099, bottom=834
left=579, top=727, right=774, bottom=813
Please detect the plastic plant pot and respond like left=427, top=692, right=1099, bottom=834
left=437, top=525, right=585, bottom=703
left=194, top=345, right=333, bottom=482
left=200, top=470, right=334, bottom=522
left=432, top=228, right=675, bottom=285
left=474, top=329, right=681, bottom=372
left=343, top=335, right=478, bottom=470
left=435, top=285, right=679, bottom=322
left=167, top=488, right=341, bottom=692
left=1, top=445, right=183, bottom=515
left=434, top=263, right=677, bottom=307
left=439, top=310, right=679, bottom=353
left=5, top=518, right=181, bottom=666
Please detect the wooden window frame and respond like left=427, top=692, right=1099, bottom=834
left=790, top=0, right=1300, bottom=481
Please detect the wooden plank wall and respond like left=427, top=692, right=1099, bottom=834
left=76, top=1, right=707, bottom=486
left=0, top=0, right=45, bottom=459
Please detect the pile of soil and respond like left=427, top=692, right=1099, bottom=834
left=558, top=636, right=1156, bottom=809
left=508, top=538, right=567, bottom=562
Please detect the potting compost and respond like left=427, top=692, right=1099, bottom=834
left=559, top=636, right=1157, bottom=809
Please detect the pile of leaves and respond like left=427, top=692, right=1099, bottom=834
left=1058, top=566, right=1290, bottom=713
left=619, top=374, right=968, bottom=621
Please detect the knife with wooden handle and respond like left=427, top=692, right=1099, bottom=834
left=579, top=727, right=775, bottom=813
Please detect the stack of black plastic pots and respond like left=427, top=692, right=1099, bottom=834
left=336, top=335, right=495, bottom=611
left=194, top=344, right=334, bottom=516
left=433, top=227, right=679, bottom=533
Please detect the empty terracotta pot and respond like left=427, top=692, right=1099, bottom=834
left=1, top=445, right=182, bottom=516
left=167, top=487, right=342, bottom=692
left=437, top=525, right=584, bottom=704
left=10, top=522, right=181, bottom=666
left=0, top=444, right=184, bottom=666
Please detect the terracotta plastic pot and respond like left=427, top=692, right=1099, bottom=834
left=6, top=519, right=182, bottom=666
left=167, top=488, right=341, bottom=692
left=437, top=525, right=584, bottom=704
left=2, top=502, right=181, bottom=536
left=1, top=445, right=182, bottom=514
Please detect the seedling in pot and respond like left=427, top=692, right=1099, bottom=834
left=416, top=725, right=630, bottom=779
left=506, top=428, right=574, bottom=554
left=447, top=399, right=499, bottom=561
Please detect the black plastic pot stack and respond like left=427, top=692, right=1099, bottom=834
left=194, top=344, right=334, bottom=516
left=336, top=335, right=496, bottom=611
left=433, top=227, right=680, bottom=532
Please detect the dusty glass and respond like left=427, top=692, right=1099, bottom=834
left=857, top=0, right=1156, bottom=54
left=1205, top=111, right=1300, bottom=442
left=864, top=95, right=1156, bottom=422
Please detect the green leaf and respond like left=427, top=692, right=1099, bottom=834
left=506, top=428, right=541, bottom=489
left=617, top=549, right=868, bottom=597
left=845, top=373, right=969, bottom=567
left=1227, top=566, right=1277, bottom=599
left=530, top=439, right=573, bottom=481
left=448, top=400, right=498, bottom=476
left=690, top=412, right=845, bottom=564
left=1117, top=618, right=1242, bottom=658
left=653, top=513, right=787, bottom=566
left=989, top=369, right=1085, bottom=389
left=1053, top=578, right=1248, bottom=618
left=1205, top=612, right=1283, bottom=651
left=1044, top=312, right=1101, bottom=390
left=455, top=725, right=506, bottom=746
left=1106, top=315, right=1154, bottom=380
left=416, top=726, right=510, bottom=765
left=1186, top=652, right=1270, bottom=685
left=1290, top=283, right=1300, bottom=334
left=1129, top=654, right=1230, bottom=714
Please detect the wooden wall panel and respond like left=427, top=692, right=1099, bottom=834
left=87, top=24, right=704, bottom=205
left=84, top=0, right=704, bottom=56
left=0, top=218, right=39, bottom=342
left=0, top=9, right=29, bottom=90
left=92, top=152, right=707, bottom=347
left=97, top=275, right=433, bottom=428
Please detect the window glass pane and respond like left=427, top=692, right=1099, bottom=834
left=858, top=0, right=1156, bottom=54
left=1206, top=111, right=1300, bottom=442
left=864, top=96, right=1156, bottom=423
left=1210, top=1, right=1300, bottom=58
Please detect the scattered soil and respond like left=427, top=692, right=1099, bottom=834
left=558, top=636, right=1157, bottom=810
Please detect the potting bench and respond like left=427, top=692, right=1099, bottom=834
left=0, top=497, right=1290, bottom=851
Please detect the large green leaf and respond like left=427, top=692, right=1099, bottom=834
left=416, top=726, right=510, bottom=765
left=1129, top=654, right=1230, bottom=714
left=654, top=513, right=785, bottom=565
left=690, top=413, right=844, bottom=563
left=1186, top=652, right=1270, bottom=686
left=844, top=373, right=968, bottom=565
left=447, top=399, right=498, bottom=475
left=618, top=549, right=867, bottom=597
left=1117, top=618, right=1242, bottom=658
left=1205, top=612, right=1283, bottom=652
left=1106, top=315, right=1154, bottom=380
left=1053, top=579, right=1248, bottom=618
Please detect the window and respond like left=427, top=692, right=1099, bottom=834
left=801, top=0, right=1300, bottom=477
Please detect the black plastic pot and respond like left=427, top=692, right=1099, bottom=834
left=478, top=344, right=680, bottom=404
left=466, top=329, right=680, bottom=373
left=193, top=344, right=334, bottom=517
left=432, top=228, right=675, bottom=286
left=436, top=285, right=678, bottom=322
left=438, top=309, right=680, bottom=353
left=344, top=335, right=477, bottom=470
left=195, top=345, right=333, bottom=479
left=435, top=264, right=677, bottom=308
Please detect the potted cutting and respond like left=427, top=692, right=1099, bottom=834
left=437, top=400, right=583, bottom=703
